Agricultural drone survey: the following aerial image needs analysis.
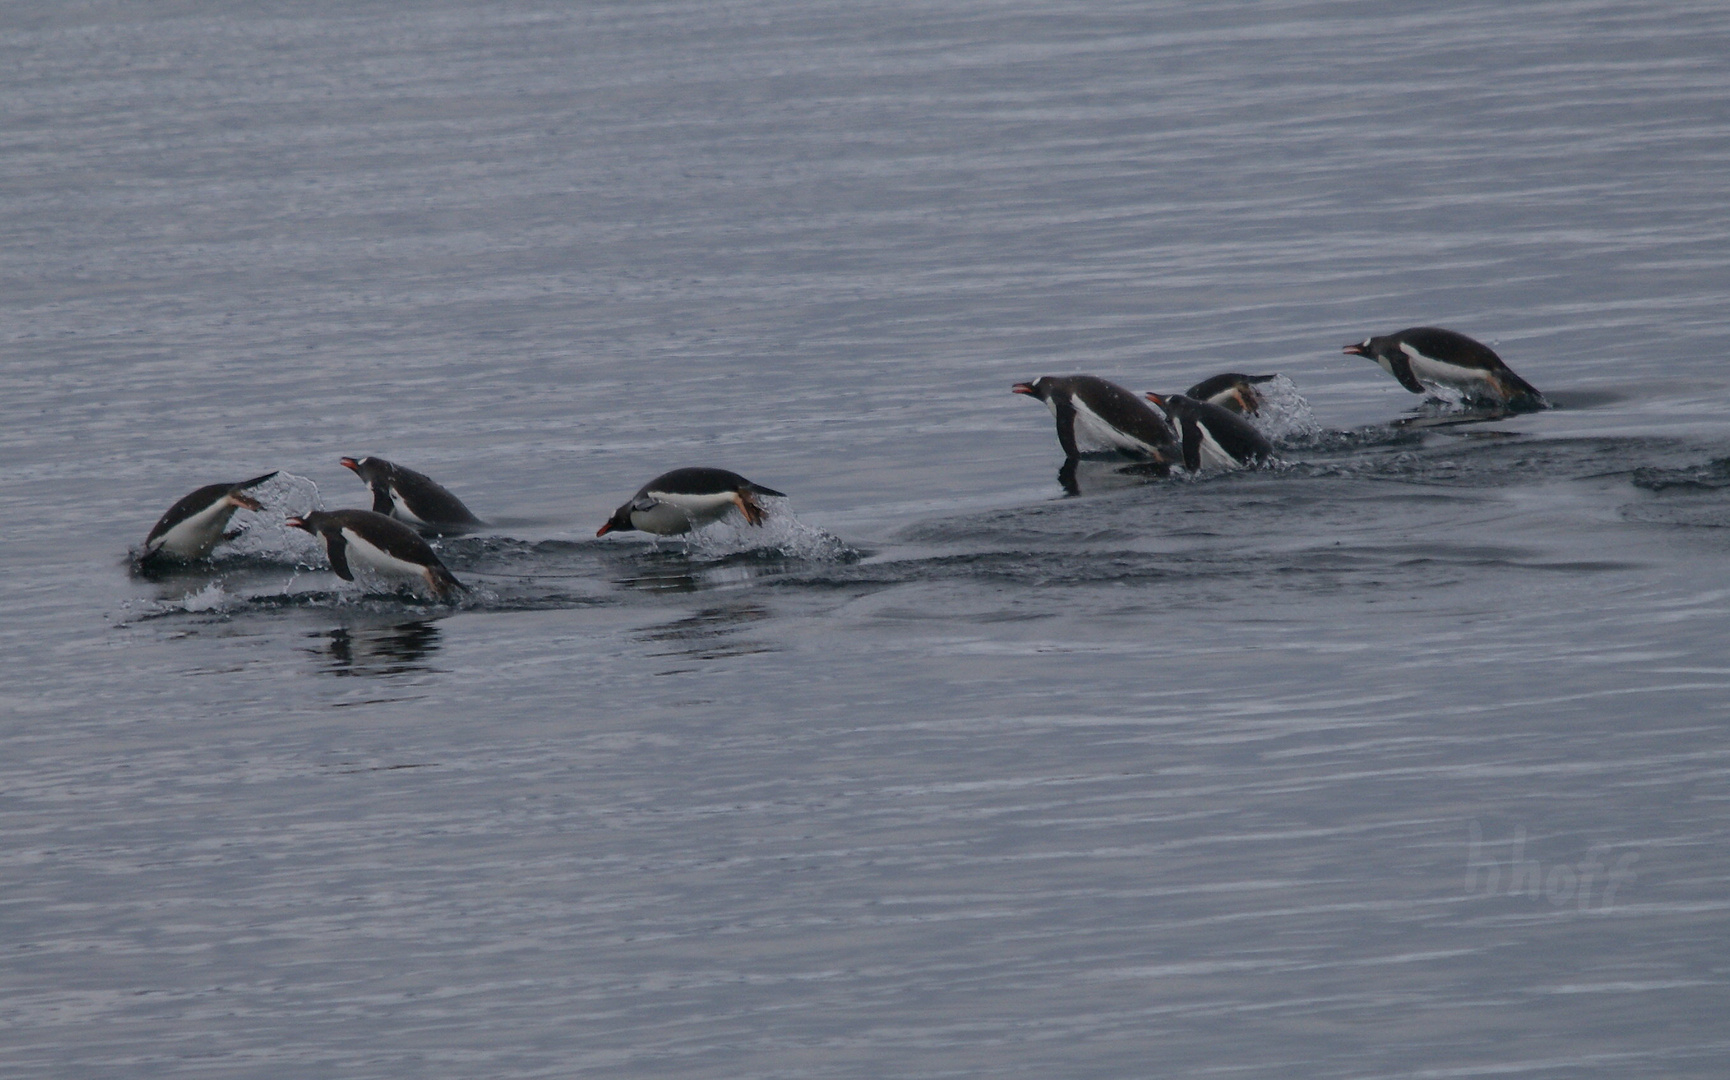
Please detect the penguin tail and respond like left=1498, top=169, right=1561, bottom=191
left=744, top=481, right=786, bottom=499
left=1498, top=372, right=1548, bottom=411
left=235, top=471, right=280, bottom=491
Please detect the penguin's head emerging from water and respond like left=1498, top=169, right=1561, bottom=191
left=595, top=503, right=637, bottom=537
left=1011, top=379, right=1052, bottom=401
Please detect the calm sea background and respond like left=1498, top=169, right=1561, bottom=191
left=5, top=2, right=1730, bottom=1076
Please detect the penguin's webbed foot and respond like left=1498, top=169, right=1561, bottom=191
left=735, top=492, right=769, bottom=527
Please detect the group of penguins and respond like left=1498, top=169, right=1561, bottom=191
left=134, top=326, right=1546, bottom=602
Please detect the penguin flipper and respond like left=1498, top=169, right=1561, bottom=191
left=1053, top=398, right=1081, bottom=460
left=1057, top=458, right=1080, bottom=496
left=1387, top=352, right=1428, bottom=394
left=370, top=487, right=395, bottom=516
left=324, top=531, right=355, bottom=581
left=1181, top=420, right=1203, bottom=473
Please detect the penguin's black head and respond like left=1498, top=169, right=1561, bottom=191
left=1342, top=337, right=1377, bottom=358
left=284, top=511, right=329, bottom=535
left=1012, top=378, right=1050, bottom=400
left=340, top=456, right=387, bottom=485
left=596, top=503, right=637, bottom=538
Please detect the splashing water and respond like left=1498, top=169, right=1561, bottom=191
left=220, top=472, right=324, bottom=563
left=1245, top=375, right=1321, bottom=444
left=682, top=501, right=857, bottom=562
left=180, top=582, right=233, bottom=613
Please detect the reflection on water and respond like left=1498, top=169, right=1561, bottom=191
left=636, top=602, right=776, bottom=662
left=609, top=550, right=801, bottom=594
left=314, top=621, right=443, bottom=677
left=1390, top=405, right=1522, bottom=430
left=1057, top=456, right=1171, bottom=497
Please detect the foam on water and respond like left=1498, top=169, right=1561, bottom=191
left=678, top=501, right=858, bottom=562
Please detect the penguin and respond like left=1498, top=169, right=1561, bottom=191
left=339, top=456, right=483, bottom=534
left=1182, top=373, right=1279, bottom=416
left=286, top=509, right=465, bottom=600
left=1012, top=376, right=1177, bottom=462
left=139, top=472, right=279, bottom=564
left=597, top=467, right=786, bottom=537
left=1343, top=327, right=1545, bottom=409
left=1144, top=393, right=1274, bottom=472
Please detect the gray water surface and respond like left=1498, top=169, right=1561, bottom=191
left=5, top=2, right=1730, bottom=1076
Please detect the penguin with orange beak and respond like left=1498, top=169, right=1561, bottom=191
left=138, top=472, right=279, bottom=565
left=1144, top=393, right=1273, bottom=473
left=597, top=468, right=786, bottom=537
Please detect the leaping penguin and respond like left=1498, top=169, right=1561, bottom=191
left=286, top=509, right=465, bottom=600
left=1343, top=327, right=1545, bottom=409
left=139, top=472, right=279, bottom=565
left=339, top=456, right=482, bottom=534
left=597, top=468, right=786, bottom=537
left=1145, top=393, right=1273, bottom=472
left=1183, top=373, right=1279, bottom=416
left=1012, top=376, right=1177, bottom=462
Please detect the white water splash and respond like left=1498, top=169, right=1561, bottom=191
left=682, top=501, right=856, bottom=561
left=220, top=471, right=325, bottom=563
left=180, top=582, right=232, bottom=612
left=1246, top=374, right=1321, bottom=444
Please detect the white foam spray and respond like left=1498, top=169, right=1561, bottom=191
left=682, top=500, right=856, bottom=561
left=1245, top=374, right=1321, bottom=444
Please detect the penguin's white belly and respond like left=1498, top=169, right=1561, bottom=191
left=341, top=528, right=433, bottom=584
left=1402, top=345, right=1497, bottom=393
left=149, top=500, right=235, bottom=559
left=629, top=491, right=739, bottom=535
left=1071, top=398, right=1159, bottom=455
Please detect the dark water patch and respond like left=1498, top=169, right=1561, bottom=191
left=636, top=602, right=779, bottom=661
left=1629, top=457, right=1730, bottom=492
left=767, top=541, right=1583, bottom=594
left=1284, top=426, right=1429, bottom=455
left=125, top=548, right=322, bottom=582
left=1620, top=503, right=1730, bottom=529
left=1292, top=436, right=1670, bottom=489
left=1544, top=388, right=1633, bottom=410
left=1390, top=406, right=1527, bottom=430
left=311, top=621, right=445, bottom=678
